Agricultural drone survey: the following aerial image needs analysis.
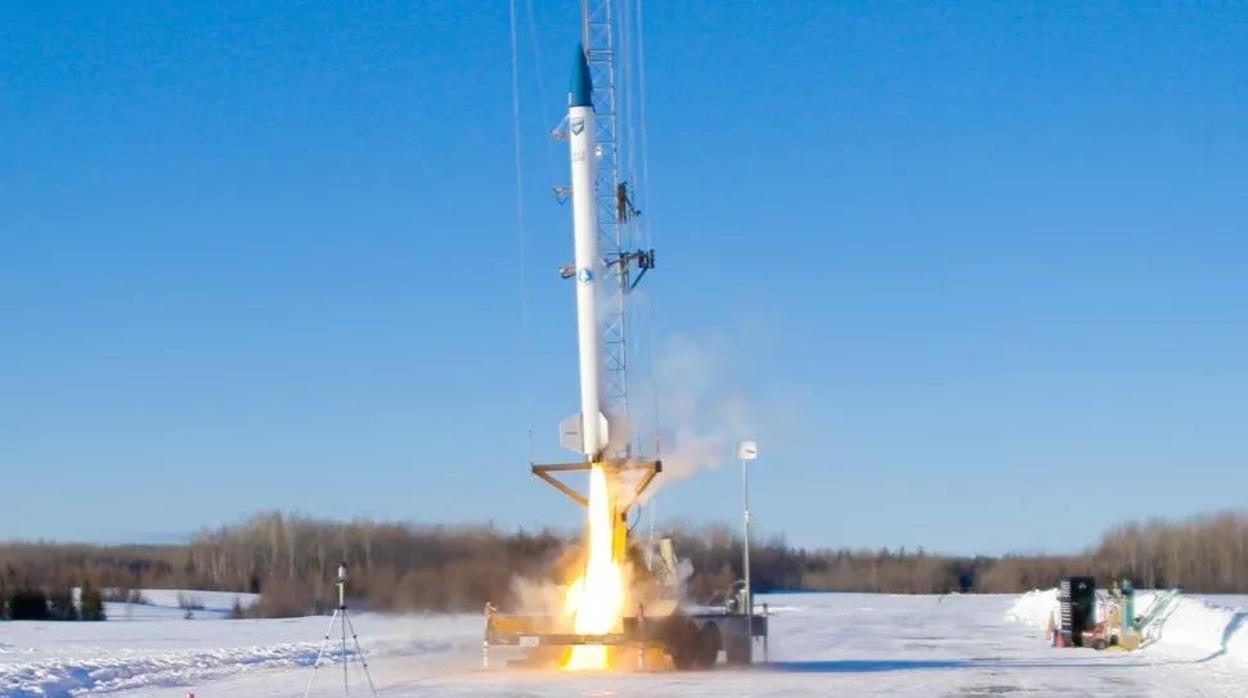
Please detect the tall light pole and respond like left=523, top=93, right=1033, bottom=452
left=737, top=439, right=758, bottom=663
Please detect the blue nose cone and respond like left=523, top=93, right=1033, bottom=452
left=570, top=44, right=593, bottom=108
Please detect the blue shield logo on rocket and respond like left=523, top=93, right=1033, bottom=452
left=570, top=118, right=585, bottom=135
left=576, top=267, right=593, bottom=285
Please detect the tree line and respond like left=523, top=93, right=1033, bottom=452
left=1, top=510, right=1245, bottom=618
left=0, top=576, right=106, bottom=621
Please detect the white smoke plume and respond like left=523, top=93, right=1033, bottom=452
left=507, top=575, right=567, bottom=617
left=634, top=333, right=758, bottom=498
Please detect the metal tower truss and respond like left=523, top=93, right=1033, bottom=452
left=584, top=0, right=655, bottom=457
left=582, top=0, right=628, bottom=431
left=552, top=0, right=654, bottom=457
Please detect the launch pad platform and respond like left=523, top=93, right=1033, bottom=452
left=484, top=606, right=769, bottom=670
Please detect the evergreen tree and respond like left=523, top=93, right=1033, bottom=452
left=80, top=580, right=106, bottom=621
left=48, top=586, right=77, bottom=621
left=9, top=589, right=49, bottom=620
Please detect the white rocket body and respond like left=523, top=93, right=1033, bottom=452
left=565, top=48, right=609, bottom=460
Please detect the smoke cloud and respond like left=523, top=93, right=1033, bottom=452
left=634, top=333, right=758, bottom=499
left=508, top=575, right=568, bottom=617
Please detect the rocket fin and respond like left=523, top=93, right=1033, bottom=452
left=560, top=413, right=584, bottom=454
left=559, top=411, right=612, bottom=457
left=597, top=411, right=610, bottom=452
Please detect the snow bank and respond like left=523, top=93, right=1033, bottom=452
left=0, top=611, right=473, bottom=697
left=133, top=589, right=259, bottom=613
left=1003, top=588, right=1058, bottom=626
left=1153, top=595, right=1248, bottom=660
left=0, top=640, right=325, bottom=696
left=1005, top=588, right=1248, bottom=663
left=101, top=588, right=260, bottom=621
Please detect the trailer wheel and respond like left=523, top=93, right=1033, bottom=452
left=659, top=616, right=701, bottom=670
left=670, top=649, right=696, bottom=670
left=725, top=631, right=751, bottom=665
left=696, top=624, right=721, bottom=669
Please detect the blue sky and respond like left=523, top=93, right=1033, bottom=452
left=2, top=1, right=1244, bottom=554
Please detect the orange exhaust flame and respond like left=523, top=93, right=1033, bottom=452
left=561, top=463, right=624, bottom=670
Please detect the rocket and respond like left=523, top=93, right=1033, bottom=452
left=562, top=45, right=610, bottom=461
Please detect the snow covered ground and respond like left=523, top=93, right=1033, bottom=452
left=1, top=590, right=1245, bottom=696
left=102, top=590, right=259, bottom=621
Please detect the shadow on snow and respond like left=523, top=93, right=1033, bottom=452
left=1198, top=611, right=1248, bottom=663
left=769, top=660, right=969, bottom=673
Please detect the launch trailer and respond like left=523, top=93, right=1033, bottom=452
left=488, top=456, right=769, bottom=670
left=485, top=605, right=769, bottom=670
